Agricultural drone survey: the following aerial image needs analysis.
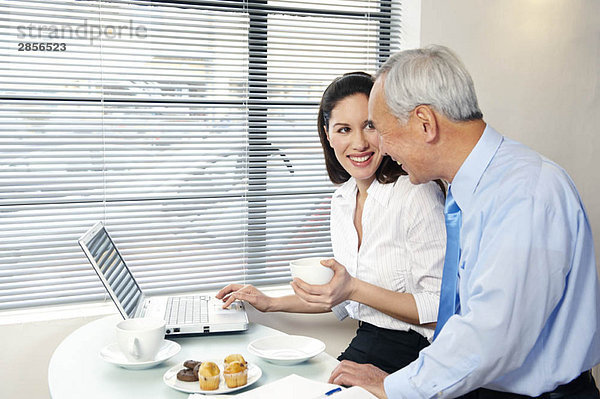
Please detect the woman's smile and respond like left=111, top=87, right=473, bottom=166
left=348, top=152, right=375, bottom=166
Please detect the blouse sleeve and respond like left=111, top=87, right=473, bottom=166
left=403, top=182, right=446, bottom=324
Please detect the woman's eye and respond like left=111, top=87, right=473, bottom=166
left=337, top=127, right=350, bottom=133
left=365, top=122, right=375, bottom=130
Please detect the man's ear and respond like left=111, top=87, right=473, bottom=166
left=413, top=105, right=438, bottom=144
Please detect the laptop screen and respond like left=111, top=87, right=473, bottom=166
left=82, top=225, right=142, bottom=318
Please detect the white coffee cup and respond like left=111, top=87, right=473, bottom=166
left=116, top=318, right=166, bottom=362
left=289, top=257, right=334, bottom=285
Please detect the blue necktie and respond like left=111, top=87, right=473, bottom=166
left=433, top=190, right=462, bottom=340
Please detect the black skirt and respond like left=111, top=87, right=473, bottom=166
left=337, top=321, right=430, bottom=374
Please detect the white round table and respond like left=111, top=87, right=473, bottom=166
left=48, top=314, right=339, bottom=398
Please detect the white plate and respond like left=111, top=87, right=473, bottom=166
left=247, top=335, right=326, bottom=366
left=163, top=361, right=262, bottom=394
left=100, top=340, right=181, bottom=370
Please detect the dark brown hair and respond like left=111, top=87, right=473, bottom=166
left=317, top=72, right=407, bottom=185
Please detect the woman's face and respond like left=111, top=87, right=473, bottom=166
left=327, top=93, right=382, bottom=185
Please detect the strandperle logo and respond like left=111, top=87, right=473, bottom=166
left=17, top=19, right=148, bottom=45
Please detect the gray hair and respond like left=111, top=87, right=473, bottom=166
left=376, top=44, right=483, bottom=123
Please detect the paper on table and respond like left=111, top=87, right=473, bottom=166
left=236, top=374, right=376, bottom=399
left=235, top=374, right=336, bottom=398
left=188, top=374, right=377, bottom=399
left=186, top=374, right=320, bottom=399
left=334, top=386, right=378, bottom=399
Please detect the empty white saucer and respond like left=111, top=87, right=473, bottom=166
left=248, top=335, right=325, bottom=365
left=100, top=339, right=181, bottom=370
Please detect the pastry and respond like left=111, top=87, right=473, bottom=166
left=176, top=359, right=202, bottom=382
left=224, top=353, right=246, bottom=366
left=223, top=360, right=248, bottom=388
left=198, top=361, right=220, bottom=390
left=183, top=360, right=201, bottom=369
left=176, top=368, right=198, bottom=382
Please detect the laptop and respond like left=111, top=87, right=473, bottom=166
left=78, top=222, right=249, bottom=336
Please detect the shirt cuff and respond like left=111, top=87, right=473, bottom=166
left=413, top=292, right=439, bottom=325
left=384, top=369, right=425, bottom=399
left=331, top=301, right=349, bottom=320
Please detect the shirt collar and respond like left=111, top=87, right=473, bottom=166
left=333, top=177, right=357, bottom=201
left=333, top=177, right=394, bottom=208
left=367, top=178, right=395, bottom=208
left=449, top=125, right=503, bottom=211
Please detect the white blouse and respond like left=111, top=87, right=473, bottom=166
left=330, top=176, right=445, bottom=341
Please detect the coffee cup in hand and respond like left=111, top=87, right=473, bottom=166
left=289, top=257, right=334, bottom=285
left=116, top=318, right=165, bottom=362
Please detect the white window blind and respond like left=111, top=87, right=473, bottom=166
left=0, top=0, right=403, bottom=310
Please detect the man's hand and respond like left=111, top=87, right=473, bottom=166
left=328, top=360, right=388, bottom=399
left=291, top=258, right=356, bottom=309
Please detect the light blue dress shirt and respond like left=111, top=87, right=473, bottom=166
left=384, top=125, right=600, bottom=397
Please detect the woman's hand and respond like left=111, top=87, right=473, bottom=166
left=328, top=360, right=388, bottom=399
left=290, top=258, right=357, bottom=310
left=215, top=284, right=274, bottom=312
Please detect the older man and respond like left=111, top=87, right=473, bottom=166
left=326, top=45, right=600, bottom=398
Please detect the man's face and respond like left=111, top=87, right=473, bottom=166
left=368, top=77, right=431, bottom=185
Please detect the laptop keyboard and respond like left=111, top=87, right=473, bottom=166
left=165, top=295, right=209, bottom=325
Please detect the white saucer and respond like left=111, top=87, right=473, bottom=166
left=247, top=335, right=325, bottom=366
left=100, top=340, right=181, bottom=370
left=163, top=360, right=262, bottom=394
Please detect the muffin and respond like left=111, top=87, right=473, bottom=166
left=198, top=361, right=220, bottom=390
left=224, top=354, right=246, bottom=366
left=223, top=360, right=248, bottom=388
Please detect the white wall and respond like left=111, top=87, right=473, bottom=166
left=420, top=0, right=600, bottom=382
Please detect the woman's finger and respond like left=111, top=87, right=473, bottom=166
left=215, top=283, right=244, bottom=299
left=292, top=278, right=326, bottom=295
left=291, top=281, right=324, bottom=304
